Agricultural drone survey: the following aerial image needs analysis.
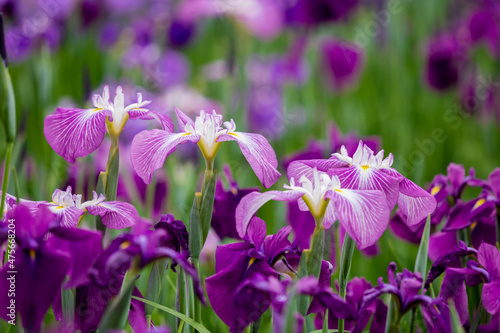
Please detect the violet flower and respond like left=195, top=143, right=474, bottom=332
left=294, top=140, right=437, bottom=226
left=0, top=204, right=102, bottom=332
left=435, top=242, right=500, bottom=321
left=354, top=262, right=450, bottom=333
left=321, top=39, right=364, bottom=91
left=205, top=217, right=299, bottom=331
left=285, top=0, right=359, bottom=27
left=212, top=165, right=260, bottom=240
left=237, top=161, right=391, bottom=249
left=3, top=186, right=139, bottom=229
left=425, top=34, right=464, bottom=91
left=44, top=85, right=172, bottom=163
left=131, top=108, right=281, bottom=186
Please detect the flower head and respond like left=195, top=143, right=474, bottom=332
left=131, top=108, right=281, bottom=187
left=44, top=85, right=172, bottom=163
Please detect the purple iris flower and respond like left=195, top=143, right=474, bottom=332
left=431, top=242, right=500, bottom=323
left=205, top=217, right=298, bottom=331
left=0, top=204, right=102, bottom=332
left=307, top=276, right=387, bottom=332
left=168, top=19, right=196, bottom=48
left=425, top=34, right=464, bottom=91
left=468, top=9, right=499, bottom=57
left=285, top=0, right=359, bottom=26
left=321, top=39, right=364, bottom=91
left=75, top=220, right=205, bottom=331
left=237, top=162, right=391, bottom=249
left=293, top=140, right=436, bottom=226
left=354, top=262, right=450, bottom=333
left=44, top=85, right=172, bottom=163
left=329, top=123, right=380, bottom=154
left=131, top=108, right=281, bottom=187
left=212, top=165, right=260, bottom=239
left=3, top=186, right=139, bottom=229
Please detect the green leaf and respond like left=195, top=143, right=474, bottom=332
left=99, top=271, right=137, bottom=331
left=307, top=226, right=325, bottom=279
left=0, top=62, right=16, bottom=143
left=188, top=194, right=203, bottom=260
left=132, top=297, right=212, bottom=333
left=61, top=286, right=75, bottom=324
left=104, top=145, right=120, bottom=201
left=449, top=301, right=466, bottom=333
left=146, top=259, right=167, bottom=316
left=414, top=215, right=431, bottom=288
left=338, top=232, right=356, bottom=333
left=199, top=170, right=217, bottom=245
left=10, top=166, right=20, bottom=203
left=296, top=250, right=310, bottom=316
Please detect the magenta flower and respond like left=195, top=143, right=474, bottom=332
left=44, top=85, right=172, bottom=163
left=4, top=186, right=140, bottom=229
left=236, top=165, right=391, bottom=249
left=131, top=108, right=281, bottom=186
left=294, top=141, right=437, bottom=226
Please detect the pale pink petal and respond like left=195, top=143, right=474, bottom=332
left=323, top=202, right=337, bottom=229
left=174, top=107, right=194, bottom=129
left=130, top=130, right=200, bottom=184
left=52, top=206, right=85, bottom=228
left=44, top=107, right=112, bottom=163
left=396, top=177, right=437, bottom=226
left=286, top=159, right=348, bottom=183
left=326, top=189, right=390, bottom=249
left=217, top=132, right=281, bottom=188
left=236, top=190, right=303, bottom=238
left=86, top=201, right=140, bottom=229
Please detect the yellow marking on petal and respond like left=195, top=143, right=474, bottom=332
left=94, top=108, right=103, bottom=112
left=120, top=241, right=131, bottom=250
left=334, top=189, right=344, bottom=193
left=230, top=188, right=238, bottom=196
left=360, top=165, right=370, bottom=171
left=430, top=186, right=442, bottom=196
left=182, top=133, right=192, bottom=136
left=29, top=250, right=36, bottom=261
left=56, top=206, right=64, bottom=210
left=471, top=222, right=478, bottom=231
left=228, top=133, right=239, bottom=137
left=433, top=304, right=441, bottom=314
left=473, top=199, right=485, bottom=210
left=248, top=257, right=257, bottom=268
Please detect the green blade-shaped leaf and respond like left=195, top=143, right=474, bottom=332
left=199, top=170, right=216, bottom=244
left=414, top=215, right=431, bottom=287
left=132, top=297, right=211, bottom=333
left=188, top=194, right=202, bottom=260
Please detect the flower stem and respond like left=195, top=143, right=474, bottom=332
left=0, top=142, right=14, bottom=218
left=306, top=225, right=325, bottom=279
left=384, top=295, right=401, bottom=333
left=250, top=317, right=261, bottom=333
left=338, top=232, right=355, bottom=333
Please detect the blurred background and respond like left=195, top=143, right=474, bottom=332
left=1, top=0, right=499, bottom=329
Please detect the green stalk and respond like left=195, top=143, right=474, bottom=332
left=0, top=142, right=13, bottom=217
left=250, top=317, right=261, bottom=333
left=61, top=286, right=75, bottom=326
left=306, top=225, right=325, bottom=279
left=385, top=295, right=402, bottom=333
left=176, top=268, right=187, bottom=332
left=337, top=232, right=356, bottom=333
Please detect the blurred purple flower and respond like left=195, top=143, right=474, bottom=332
left=168, top=19, right=195, bottom=47
left=285, top=0, right=359, bottom=26
left=468, top=10, right=499, bottom=57
left=321, top=39, right=364, bottom=91
left=425, top=34, right=464, bottom=91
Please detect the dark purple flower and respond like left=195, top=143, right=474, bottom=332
left=329, top=123, right=380, bottom=154
left=468, top=10, right=499, bottom=57
left=81, top=0, right=102, bottom=27
left=212, top=165, right=259, bottom=239
left=425, top=34, right=464, bottom=91
left=168, top=20, right=195, bottom=48
left=354, top=262, right=450, bottom=333
left=321, top=39, right=364, bottom=91
left=286, top=0, right=359, bottom=26
left=205, top=217, right=294, bottom=331
left=0, top=204, right=102, bottom=332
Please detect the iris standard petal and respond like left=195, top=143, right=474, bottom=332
left=131, top=129, right=200, bottom=184
left=217, top=132, right=281, bottom=188
left=246, top=217, right=267, bottom=250
left=235, top=190, right=303, bottom=238
left=215, top=242, right=254, bottom=273
left=394, top=177, right=437, bottom=226
left=86, top=201, right=139, bottom=229
left=326, top=189, right=390, bottom=249
left=478, top=242, right=500, bottom=280
left=127, top=109, right=175, bottom=132
left=44, top=107, right=112, bottom=163
left=482, top=280, right=500, bottom=315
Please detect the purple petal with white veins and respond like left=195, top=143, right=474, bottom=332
left=128, top=109, right=175, bottom=132
left=44, top=107, right=112, bottom=163
left=236, top=190, right=304, bottom=238
left=393, top=176, right=437, bottom=226
left=130, top=129, right=200, bottom=184
left=483, top=281, right=500, bottom=315
left=326, top=189, right=390, bottom=249
left=217, top=132, right=281, bottom=188
left=331, top=166, right=400, bottom=210
left=323, top=202, right=337, bottom=229
left=53, top=206, right=85, bottom=228
left=86, top=201, right=139, bottom=229
left=175, top=107, right=194, bottom=128
left=287, top=158, right=348, bottom=183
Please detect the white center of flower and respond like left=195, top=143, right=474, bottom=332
left=284, top=168, right=340, bottom=217
left=50, top=187, right=105, bottom=211
left=183, top=110, right=236, bottom=158
left=333, top=142, right=393, bottom=171
left=92, top=86, right=151, bottom=134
